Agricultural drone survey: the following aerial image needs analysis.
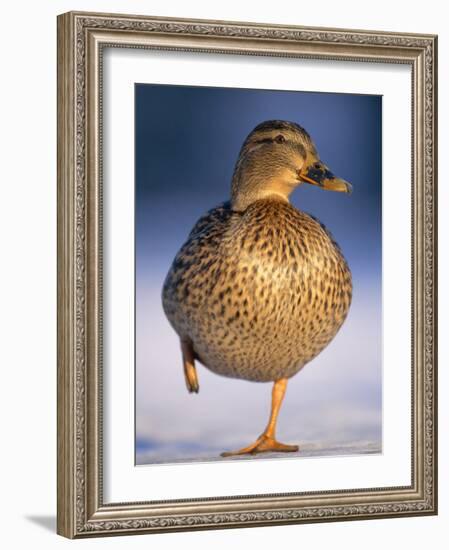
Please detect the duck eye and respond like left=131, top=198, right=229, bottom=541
left=314, top=163, right=321, bottom=169
left=275, top=134, right=286, bottom=144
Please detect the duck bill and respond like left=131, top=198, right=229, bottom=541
left=300, top=162, right=352, bottom=194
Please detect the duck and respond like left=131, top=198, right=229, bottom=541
left=162, top=120, right=353, bottom=457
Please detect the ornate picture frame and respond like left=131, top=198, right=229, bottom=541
left=57, top=11, right=437, bottom=538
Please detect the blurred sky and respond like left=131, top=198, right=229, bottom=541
left=135, top=83, right=382, bottom=465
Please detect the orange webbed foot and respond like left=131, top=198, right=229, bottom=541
left=221, top=434, right=299, bottom=457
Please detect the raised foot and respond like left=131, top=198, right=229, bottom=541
left=181, top=339, right=199, bottom=393
left=184, top=361, right=199, bottom=393
left=221, top=435, right=299, bottom=457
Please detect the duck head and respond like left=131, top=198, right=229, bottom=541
left=231, top=120, right=352, bottom=211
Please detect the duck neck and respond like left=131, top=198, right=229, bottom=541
left=231, top=167, right=292, bottom=212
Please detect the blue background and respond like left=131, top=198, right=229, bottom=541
left=135, top=84, right=382, bottom=464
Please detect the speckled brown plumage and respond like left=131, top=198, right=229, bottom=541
left=162, top=197, right=352, bottom=382
left=161, top=120, right=353, bottom=455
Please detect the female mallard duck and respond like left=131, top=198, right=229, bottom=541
left=162, top=120, right=352, bottom=457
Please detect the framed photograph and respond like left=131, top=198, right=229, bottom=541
left=57, top=11, right=438, bottom=538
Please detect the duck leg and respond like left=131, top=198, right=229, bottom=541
left=221, top=378, right=299, bottom=457
left=181, top=339, right=199, bottom=393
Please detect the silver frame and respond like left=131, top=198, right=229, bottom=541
left=57, top=11, right=438, bottom=538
